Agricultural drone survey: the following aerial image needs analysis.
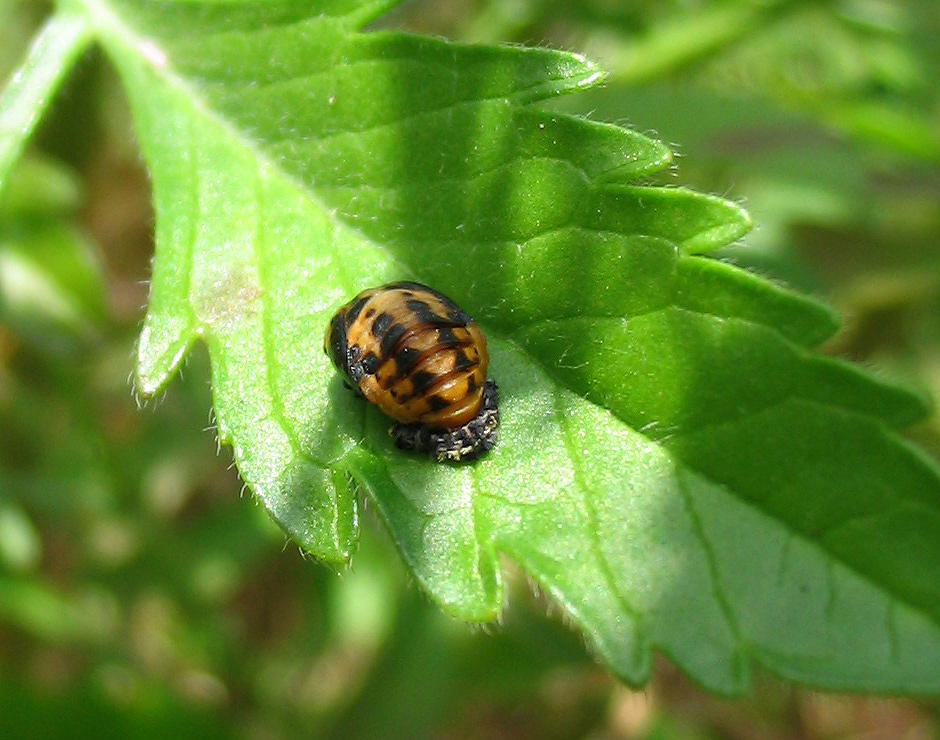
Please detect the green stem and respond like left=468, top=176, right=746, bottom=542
left=0, top=11, right=93, bottom=195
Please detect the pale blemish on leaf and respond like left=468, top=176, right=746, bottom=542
left=193, top=263, right=263, bottom=331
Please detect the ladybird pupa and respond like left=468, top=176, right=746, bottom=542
left=325, top=282, right=498, bottom=462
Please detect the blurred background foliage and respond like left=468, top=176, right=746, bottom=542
left=0, top=0, right=938, bottom=737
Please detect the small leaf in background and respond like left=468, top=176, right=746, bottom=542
left=0, top=501, right=41, bottom=572
left=0, top=157, right=107, bottom=350
left=0, top=11, right=92, bottom=193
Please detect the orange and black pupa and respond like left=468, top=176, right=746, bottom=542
left=325, top=281, right=498, bottom=462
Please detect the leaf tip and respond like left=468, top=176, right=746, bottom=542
left=570, top=53, right=607, bottom=89
left=134, top=315, right=195, bottom=397
left=642, top=137, right=674, bottom=174
left=682, top=195, right=753, bottom=253
left=535, top=49, right=607, bottom=98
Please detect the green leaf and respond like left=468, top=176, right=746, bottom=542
left=0, top=11, right=92, bottom=194
left=30, top=0, right=940, bottom=693
left=0, top=157, right=106, bottom=349
left=576, top=1, right=940, bottom=161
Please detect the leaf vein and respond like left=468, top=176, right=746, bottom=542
left=552, top=386, right=639, bottom=621
left=305, top=148, right=592, bottom=194
left=248, top=166, right=327, bottom=474
left=195, top=51, right=579, bottom=117
left=672, top=468, right=746, bottom=651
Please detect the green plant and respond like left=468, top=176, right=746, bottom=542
left=2, top=0, right=939, bottom=700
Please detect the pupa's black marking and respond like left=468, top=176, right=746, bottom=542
left=453, top=349, right=473, bottom=371
left=380, top=323, right=406, bottom=357
left=409, top=370, right=436, bottom=395
left=394, top=346, right=422, bottom=375
left=405, top=299, right=448, bottom=325
left=446, top=305, right=471, bottom=325
left=425, top=395, right=450, bottom=412
left=436, top=326, right=461, bottom=345
left=360, top=352, right=380, bottom=376
left=328, top=316, right=347, bottom=373
left=345, top=295, right=370, bottom=325
left=371, top=312, right=393, bottom=337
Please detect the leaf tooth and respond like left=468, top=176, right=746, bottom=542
left=675, top=256, right=841, bottom=347
left=135, top=316, right=196, bottom=397
left=514, top=108, right=673, bottom=183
